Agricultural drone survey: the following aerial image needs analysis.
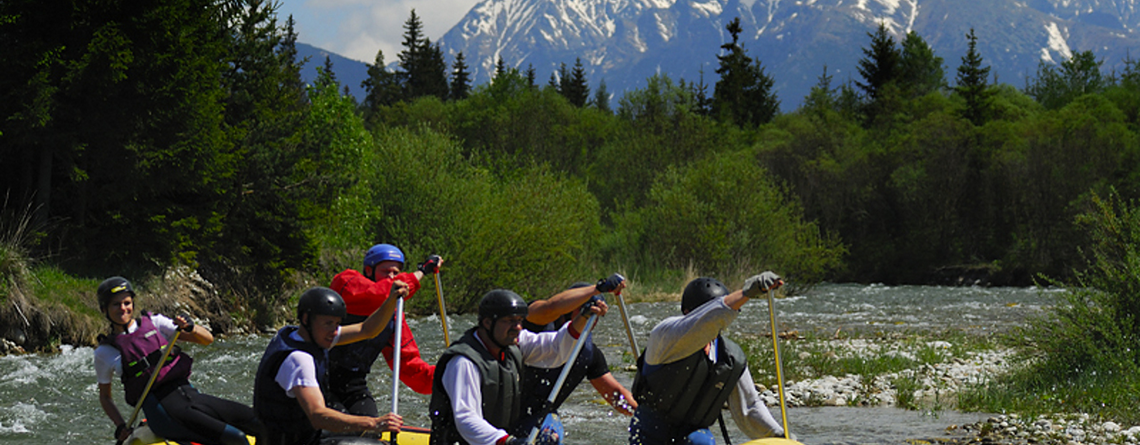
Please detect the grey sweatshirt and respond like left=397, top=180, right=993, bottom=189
left=643, top=297, right=785, bottom=439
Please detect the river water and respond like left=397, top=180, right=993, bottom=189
left=0, top=283, right=1057, bottom=444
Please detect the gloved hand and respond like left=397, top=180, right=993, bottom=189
left=580, top=294, right=604, bottom=312
left=595, top=273, right=625, bottom=293
left=417, top=255, right=442, bottom=274
left=502, top=435, right=528, bottom=445
left=178, top=313, right=195, bottom=333
left=743, top=271, right=782, bottom=297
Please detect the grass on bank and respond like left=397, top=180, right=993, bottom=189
left=957, top=190, right=1140, bottom=426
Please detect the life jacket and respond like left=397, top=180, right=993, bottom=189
left=632, top=335, right=747, bottom=431
left=102, top=312, right=193, bottom=406
left=253, top=326, right=327, bottom=445
left=520, top=319, right=595, bottom=417
left=328, top=313, right=395, bottom=374
left=429, top=327, right=524, bottom=445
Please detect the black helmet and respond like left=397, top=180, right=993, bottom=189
left=568, top=281, right=593, bottom=290
left=681, top=277, right=730, bottom=314
left=478, top=289, right=528, bottom=323
left=297, top=286, right=347, bottom=322
left=97, top=276, right=135, bottom=311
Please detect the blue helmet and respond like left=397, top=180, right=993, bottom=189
left=363, top=243, right=405, bottom=267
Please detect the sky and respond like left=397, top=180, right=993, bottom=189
left=274, top=0, right=482, bottom=64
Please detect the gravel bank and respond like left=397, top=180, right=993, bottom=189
left=750, top=338, right=1139, bottom=445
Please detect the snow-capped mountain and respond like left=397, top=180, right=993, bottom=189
left=438, top=0, right=1140, bottom=109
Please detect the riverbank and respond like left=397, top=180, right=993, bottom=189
left=756, top=337, right=1140, bottom=445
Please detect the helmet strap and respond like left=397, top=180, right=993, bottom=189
left=299, top=312, right=312, bottom=340
left=480, top=317, right=513, bottom=353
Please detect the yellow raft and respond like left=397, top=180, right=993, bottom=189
left=126, top=424, right=430, bottom=445
left=742, top=437, right=806, bottom=445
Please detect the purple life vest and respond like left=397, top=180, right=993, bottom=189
left=104, top=313, right=193, bottom=405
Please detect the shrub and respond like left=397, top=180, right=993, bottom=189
left=618, top=149, right=845, bottom=283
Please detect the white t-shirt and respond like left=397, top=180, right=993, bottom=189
left=93, top=313, right=179, bottom=385
left=274, top=327, right=342, bottom=398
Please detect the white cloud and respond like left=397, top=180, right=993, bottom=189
left=276, top=0, right=481, bottom=62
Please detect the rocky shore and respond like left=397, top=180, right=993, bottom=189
left=751, top=338, right=1139, bottom=445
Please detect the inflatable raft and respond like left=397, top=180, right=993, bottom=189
left=126, top=424, right=431, bottom=445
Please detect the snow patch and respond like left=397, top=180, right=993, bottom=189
left=876, top=0, right=901, bottom=15
left=656, top=13, right=673, bottom=41
left=691, top=0, right=724, bottom=16
left=1041, top=21, right=1072, bottom=64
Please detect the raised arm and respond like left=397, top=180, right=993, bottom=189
left=339, top=280, right=410, bottom=345
left=528, top=274, right=624, bottom=326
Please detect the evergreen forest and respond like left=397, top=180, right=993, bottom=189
left=4, top=1, right=1140, bottom=325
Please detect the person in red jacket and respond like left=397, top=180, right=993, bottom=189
left=326, top=243, right=443, bottom=416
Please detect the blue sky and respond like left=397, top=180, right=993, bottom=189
left=274, top=0, right=481, bottom=64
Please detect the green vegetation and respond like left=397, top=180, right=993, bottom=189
left=959, top=190, right=1140, bottom=425
left=3, top=12, right=1140, bottom=429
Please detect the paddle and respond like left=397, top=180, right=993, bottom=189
left=613, top=289, right=639, bottom=361
left=765, top=286, right=791, bottom=439
left=389, top=296, right=405, bottom=445
left=432, top=271, right=450, bottom=346
left=525, top=296, right=601, bottom=445
left=117, top=328, right=182, bottom=445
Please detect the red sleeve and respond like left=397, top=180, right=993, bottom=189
left=381, top=316, right=436, bottom=394
left=394, top=271, right=422, bottom=296
left=335, top=270, right=422, bottom=317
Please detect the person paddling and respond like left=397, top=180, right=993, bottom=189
left=429, top=289, right=608, bottom=445
left=629, top=273, right=790, bottom=445
left=520, top=275, right=637, bottom=421
left=253, top=284, right=410, bottom=445
left=93, top=276, right=263, bottom=445
left=327, top=243, right=442, bottom=416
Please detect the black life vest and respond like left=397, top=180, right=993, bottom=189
left=429, top=327, right=524, bottom=445
left=253, top=326, right=327, bottom=445
left=632, top=335, right=747, bottom=431
left=327, top=313, right=395, bottom=374
left=520, top=320, right=595, bottom=417
left=102, top=312, right=193, bottom=406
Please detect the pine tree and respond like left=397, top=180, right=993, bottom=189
left=495, top=57, right=507, bottom=80
left=712, top=17, right=779, bottom=126
left=803, top=65, right=836, bottom=116
left=1026, top=50, right=1104, bottom=110
left=450, top=52, right=471, bottom=101
left=526, top=64, right=537, bottom=88
left=316, top=55, right=339, bottom=93
left=898, top=31, right=944, bottom=97
left=954, top=28, right=994, bottom=126
left=562, top=58, right=590, bottom=107
left=856, top=23, right=900, bottom=101
left=396, top=10, right=447, bottom=100
left=420, top=39, right=449, bottom=99
left=591, top=79, right=612, bottom=114
left=362, top=49, right=403, bottom=113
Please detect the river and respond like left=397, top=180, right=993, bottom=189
left=0, top=283, right=1056, bottom=444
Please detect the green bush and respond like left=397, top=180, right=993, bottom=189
left=616, top=148, right=845, bottom=282
left=451, top=166, right=602, bottom=309
left=960, top=189, right=1140, bottom=424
